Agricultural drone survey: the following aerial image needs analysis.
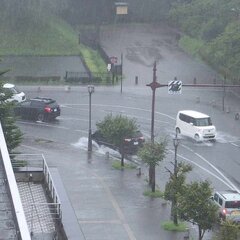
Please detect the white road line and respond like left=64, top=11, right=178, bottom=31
left=62, top=103, right=176, bottom=120
left=230, top=142, right=240, bottom=147
left=181, top=145, right=240, bottom=192
left=170, top=149, right=237, bottom=191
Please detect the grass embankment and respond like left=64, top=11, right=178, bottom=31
left=179, top=35, right=204, bottom=59
left=0, top=16, right=106, bottom=73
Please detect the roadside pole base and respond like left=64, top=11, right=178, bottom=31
left=136, top=166, right=141, bottom=176
left=235, top=113, right=240, bottom=120
left=65, top=86, right=71, bottom=92
left=105, top=152, right=109, bottom=160
left=135, top=76, right=138, bottom=85
left=226, top=106, right=230, bottom=113
left=211, top=100, right=216, bottom=108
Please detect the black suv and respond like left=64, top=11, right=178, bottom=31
left=14, top=97, right=60, bottom=122
left=92, top=130, right=145, bottom=155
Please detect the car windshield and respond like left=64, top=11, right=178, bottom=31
left=194, top=117, right=212, bottom=126
left=6, top=87, right=19, bottom=94
left=225, top=201, right=240, bottom=209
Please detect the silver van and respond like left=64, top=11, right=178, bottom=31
left=175, top=110, right=216, bottom=141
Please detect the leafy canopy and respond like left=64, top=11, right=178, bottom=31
left=178, top=180, right=219, bottom=240
left=138, top=140, right=167, bottom=168
left=96, top=114, right=138, bottom=148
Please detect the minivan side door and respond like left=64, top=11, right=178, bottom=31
left=179, top=113, right=191, bottom=137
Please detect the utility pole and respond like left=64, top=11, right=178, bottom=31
left=146, top=61, right=161, bottom=143
left=146, top=61, right=161, bottom=185
left=120, top=53, right=123, bottom=93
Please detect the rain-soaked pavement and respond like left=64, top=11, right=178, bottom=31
left=13, top=23, right=236, bottom=240
left=20, top=135, right=195, bottom=240
left=100, top=23, right=220, bottom=87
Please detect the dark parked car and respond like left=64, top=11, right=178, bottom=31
left=92, top=130, right=145, bottom=154
left=14, top=97, right=60, bottom=122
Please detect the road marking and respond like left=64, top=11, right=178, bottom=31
left=230, top=142, right=240, bottom=148
left=170, top=149, right=237, bottom=191
left=18, top=103, right=239, bottom=194
left=181, top=145, right=240, bottom=192
left=62, top=103, right=176, bottom=120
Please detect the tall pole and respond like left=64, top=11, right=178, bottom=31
left=151, top=62, right=157, bottom=143
left=173, top=130, right=179, bottom=179
left=147, top=61, right=161, bottom=143
left=120, top=53, right=123, bottom=93
left=222, top=75, right=226, bottom=112
left=88, top=85, right=94, bottom=152
left=172, top=129, right=180, bottom=225
left=146, top=61, right=161, bottom=186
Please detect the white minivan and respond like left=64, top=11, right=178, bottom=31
left=175, top=110, right=216, bottom=141
left=2, top=83, right=26, bottom=103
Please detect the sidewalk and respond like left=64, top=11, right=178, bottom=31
left=20, top=136, right=191, bottom=240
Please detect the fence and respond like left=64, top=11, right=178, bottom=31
left=65, top=71, right=114, bottom=85
left=10, top=153, right=63, bottom=239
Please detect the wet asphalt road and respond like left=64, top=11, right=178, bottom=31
left=100, top=23, right=219, bottom=86
left=14, top=23, right=240, bottom=239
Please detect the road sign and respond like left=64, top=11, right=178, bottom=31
left=168, top=80, right=182, bottom=94
left=110, top=56, right=118, bottom=64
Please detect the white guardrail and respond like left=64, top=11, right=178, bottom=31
left=0, top=122, right=31, bottom=240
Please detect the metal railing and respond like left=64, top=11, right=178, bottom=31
left=10, top=153, right=62, bottom=237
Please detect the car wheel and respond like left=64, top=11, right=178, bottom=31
left=37, top=113, right=44, bottom=122
left=194, top=134, right=200, bottom=142
left=176, top=127, right=181, bottom=135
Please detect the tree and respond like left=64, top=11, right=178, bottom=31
left=96, top=114, right=138, bottom=166
left=138, top=139, right=167, bottom=192
left=0, top=70, right=22, bottom=153
left=165, top=162, right=192, bottom=225
left=177, top=180, right=219, bottom=240
left=217, top=219, right=240, bottom=240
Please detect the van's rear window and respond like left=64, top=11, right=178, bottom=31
left=225, top=201, right=240, bottom=208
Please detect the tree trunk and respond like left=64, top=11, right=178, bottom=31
left=151, top=166, right=155, bottom=192
left=198, top=227, right=204, bottom=240
left=173, top=196, right=178, bottom=225
left=120, top=144, right=124, bottom=167
left=170, top=201, right=178, bottom=225
left=149, top=166, right=152, bottom=185
left=121, top=152, right=124, bottom=167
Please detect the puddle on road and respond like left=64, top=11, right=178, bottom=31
left=71, top=137, right=121, bottom=158
left=215, top=131, right=240, bottom=144
left=167, top=129, right=240, bottom=146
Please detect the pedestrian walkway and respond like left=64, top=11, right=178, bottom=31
left=19, top=137, right=195, bottom=240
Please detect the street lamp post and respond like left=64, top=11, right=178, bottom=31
left=88, top=85, right=94, bottom=152
left=173, top=130, right=180, bottom=178
left=172, top=129, right=180, bottom=225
